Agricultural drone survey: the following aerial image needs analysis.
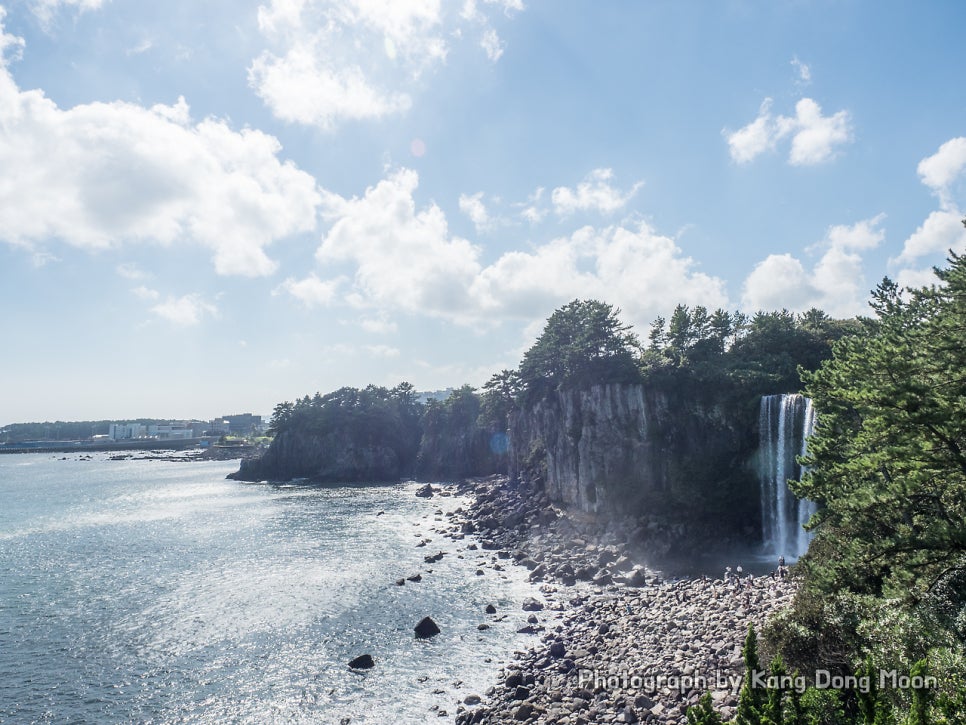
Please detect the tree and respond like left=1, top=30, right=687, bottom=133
left=518, top=299, right=640, bottom=396
left=796, top=256, right=966, bottom=601
left=685, top=693, right=723, bottom=725
left=735, top=624, right=765, bottom=725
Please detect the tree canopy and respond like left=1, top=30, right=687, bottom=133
left=518, top=299, right=641, bottom=397
left=796, top=254, right=966, bottom=601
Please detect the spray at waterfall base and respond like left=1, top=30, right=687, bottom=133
left=573, top=668, right=938, bottom=696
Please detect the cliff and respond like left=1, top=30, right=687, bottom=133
left=509, top=382, right=760, bottom=536
left=229, top=427, right=403, bottom=482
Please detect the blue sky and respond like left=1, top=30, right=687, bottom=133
left=2, top=0, right=965, bottom=424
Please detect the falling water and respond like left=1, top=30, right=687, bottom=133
left=758, top=394, right=817, bottom=560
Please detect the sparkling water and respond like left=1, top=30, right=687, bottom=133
left=0, top=453, right=539, bottom=723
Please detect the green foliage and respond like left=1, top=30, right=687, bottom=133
left=479, top=369, right=521, bottom=432
left=266, top=382, right=424, bottom=477
left=686, top=693, right=723, bottom=725
left=795, top=255, right=966, bottom=601
left=906, top=660, right=932, bottom=725
left=417, top=385, right=505, bottom=478
left=736, top=624, right=765, bottom=725
left=518, top=299, right=641, bottom=398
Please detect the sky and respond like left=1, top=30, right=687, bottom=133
left=1, top=0, right=965, bottom=424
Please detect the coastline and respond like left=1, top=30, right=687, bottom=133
left=442, top=475, right=795, bottom=724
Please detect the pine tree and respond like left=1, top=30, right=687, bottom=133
left=686, top=692, right=723, bottom=725
left=735, top=624, right=765, bottom=725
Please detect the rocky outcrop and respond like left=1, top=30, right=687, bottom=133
left=510, top=383, right=758, bottom=536
left=229, top=427, right=402, bottom=482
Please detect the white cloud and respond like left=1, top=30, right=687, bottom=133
left=250, top=0, right=523, bottom=129
left=317, top=168, right=482, bottom=319
left=275, top=274, right=342, bottom=307
left=249, top=44, right=412, bottom=129
left=30, top=0, right=104, bottom=24
left=366, top=344, right=400, bottom=358
left=741, top=216, right=885, bottom=317
left=726, top=99, right=777, bottom=164
left=551, top=168, right=642, bottom=216
left=480, top=28, right=503, bottom=61
left=791, top=57, right=811, bottom=84
left=470, top=223, right=728, bottom=327
left=359, top=315, right=398, bottom=334
left=116, top=262, right=148, bottom=281
left=518, top=186, right=547, bottom=224
left=132, top=285, right=160, bottom=301
left=458, top=191, right=489, bottom=230
left=783, top=98, right=852, bottom=166
left=891, top=138, right=966, bottom=283
left=313, top=167, right=726, bottom=328
left=917, top=137, right=966, bottom=202
left=892, top=210, right=965, bottom=266
left=0, top=19, right=321, bottom=276
left=726, top=97, right=852, bottom=166
left=151, top=294, right=218, bottom=326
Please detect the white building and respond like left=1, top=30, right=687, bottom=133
left=109, top=423, right=148, bottom=440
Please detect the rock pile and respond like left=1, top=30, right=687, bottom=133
left=439, top=476, right=795, bottom=725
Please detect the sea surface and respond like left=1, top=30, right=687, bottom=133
left=0, top=453, right=540, bottom=724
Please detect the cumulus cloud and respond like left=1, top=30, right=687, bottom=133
left=726, top=97, right=852, bottom=166
left=151, top=293, right=218, bottom=326
left=275, top=274, right=342, bottom=307
left=916, top=137, right=966, bottom=206
left=250, top=0, right=522, bottom=129
left=890, top=138, right=966, bottom=284
left=317, top=168, right=483, bottom=318
left=0, top=18, right=321, bottom=276
left=551, top=168, right=642, bottom=216
left=458, top=191, right=489, bottom=230
left=313, top=167, right=726, bottom=328
left=741, top=216, right=885, bottom=317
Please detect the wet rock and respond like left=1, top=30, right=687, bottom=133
left=348, top=654, right=375, bottom=669
left=549, top=641, right=566, bottom=658
left=415, top=483, right=436, bottom=498
left=414, top=616, right=441, bottom=639
left=522, top=597, right=544, bottom=612
left=485, top=604, right=497, bottom=614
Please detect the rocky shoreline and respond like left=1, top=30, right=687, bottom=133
left=433, top=475, right=794, bottom=725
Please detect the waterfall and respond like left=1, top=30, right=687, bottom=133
left=758, top=394, right=817, bottom=560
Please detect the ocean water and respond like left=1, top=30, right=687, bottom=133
left=0, top=454, right=540, bottom=724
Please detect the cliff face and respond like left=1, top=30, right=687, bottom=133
left=230, top=428, right=401, bottom=482
left=510, top=382, right=758, bottom=532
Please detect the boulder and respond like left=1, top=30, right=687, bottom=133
left=415, top=483, right=436, bottom=498
left=414, top=616, right=441, bottom=639
left=522, top=597, right=544, bottom=612
left=348, top=654, right=375, bottom=669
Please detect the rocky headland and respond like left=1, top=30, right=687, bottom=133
left=435, top=475, right=794, bottom=725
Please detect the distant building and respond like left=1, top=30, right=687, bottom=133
left=416, top=389, right=454, bottom=404
left=109, top=422, right=195, bottom=441
left=109, top=423, right=148, bottom=440
left=147, top=423, right=194, bottom=440
left=211, top=413, right=263, bottom=436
